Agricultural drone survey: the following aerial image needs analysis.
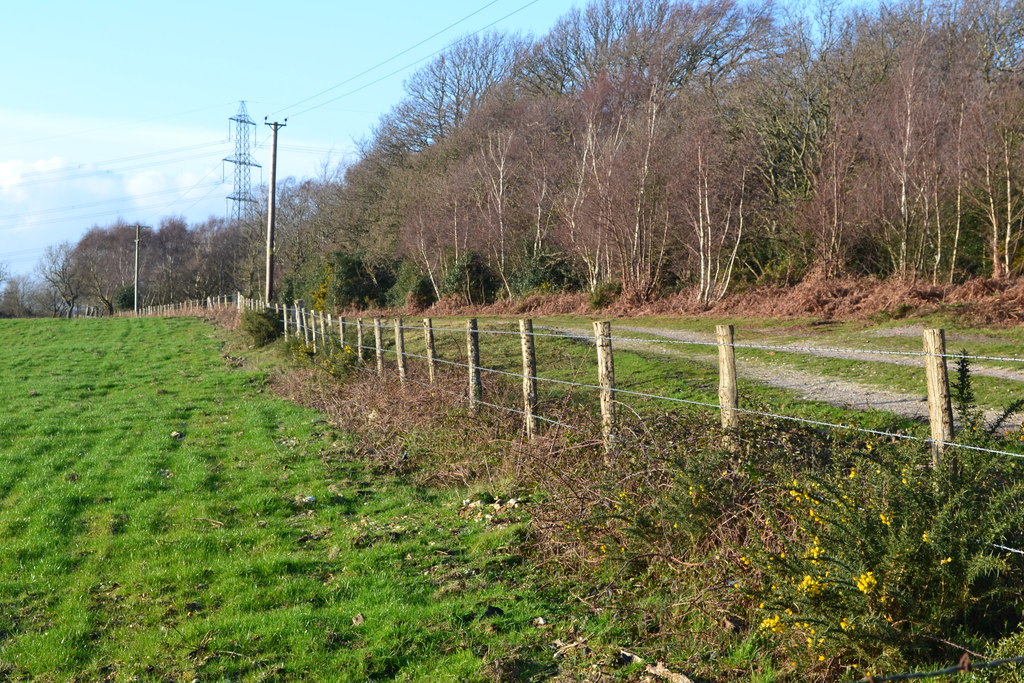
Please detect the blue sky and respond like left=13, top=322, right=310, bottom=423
left=0, top=0, right=579, bottom=274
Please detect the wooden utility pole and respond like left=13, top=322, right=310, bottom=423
left=133, top=224, right=141, bottom=315
left=264, top=119, right=286, bottom=302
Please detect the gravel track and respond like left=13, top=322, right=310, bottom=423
left=540, top=324, right=1020, bottom=423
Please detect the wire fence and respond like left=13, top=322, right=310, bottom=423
left=144, top=295, right=1024, bottom=679
left=393, top=322, right=1024, bottom=366
left=228, top=298, right=1024, bottom=463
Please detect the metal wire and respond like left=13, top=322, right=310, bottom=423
left=374, top=349, right=579, bottom=431
left=364, top=349, right=1024, bottom=460
left=224, top=302, right=1024, bottom=459
left=391, top=321, right=1024, bottom=365
left=848, top=653, right=1024, bottom=682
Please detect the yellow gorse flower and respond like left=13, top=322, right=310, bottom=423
left=798, top=574, right=824, bottom=597
left=855, top=571, right=877, bottom=594
left=760, top=615, right=784, bottom=633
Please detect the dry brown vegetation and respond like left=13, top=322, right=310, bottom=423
left=345, top=274, right=1024, bottom=326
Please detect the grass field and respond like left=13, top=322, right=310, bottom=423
left=0, top=318, right=599, bottom=681
left=5, top=312, right=1022, bottom=682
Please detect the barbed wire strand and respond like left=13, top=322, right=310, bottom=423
left=392, top=321, right=1024, bottom=365
left=334, top=342, right=1024, bottom=461
left=848, top=653, right=1024, bottom=682
left=244, top=307, right=1024, bottom=459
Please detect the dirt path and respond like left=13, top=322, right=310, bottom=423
left=539, top=324, right=1017, bottom=423
left=610, top=324, right=1024, bottom=383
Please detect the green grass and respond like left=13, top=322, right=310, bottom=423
left=0, top=318, right=597, bottom=681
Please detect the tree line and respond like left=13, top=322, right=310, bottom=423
left=7, top=0, right=1024, bottom=317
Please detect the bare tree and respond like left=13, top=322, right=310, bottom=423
left=37, top=243, right=81, bottom=317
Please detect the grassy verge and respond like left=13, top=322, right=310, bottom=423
left=0, top=317, right=612, bottom=681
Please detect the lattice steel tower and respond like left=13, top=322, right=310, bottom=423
left=225, top=101, right=260, bottom=226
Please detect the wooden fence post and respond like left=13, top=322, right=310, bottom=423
left=318, top=312, right=327, bottom=348
left=717, top=324, right=739, bottom=439
left=310, top=310, right=318, bottom=353
left=373, top=318, right=384, bottom=376
left=923, top=328, right=954, bottom=466
left=356, top=318, right=365, bottom=362
left=424, top=318, right=437, bottom=384
left=282, top=306, right=289, bottom=341
left=520, top=319, right=538, bottom=441
left=594, top=321, right=615, bottom=451
left=394, top=318, right=407, bottom=382
left=326, top=313, right=333, bottom=349
left=467, top=318, right=481, bottom=412
left=339, top=317, right=347, bottom=348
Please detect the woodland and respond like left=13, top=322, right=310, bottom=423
left=7, top=0, right=1024, bottom=318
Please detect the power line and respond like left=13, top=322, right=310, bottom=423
left=0, top=101, right=237, bottom=152
left=9, top=140, right=227, bottom=183
left=143, top=160, right=228, bottom=223
left=289, top=0, right=542, bottom=119
left=270, top=0, right=506, bottom=117
left=0, top=185, right=222, bottom=232
left=5, top=149, right=231, bottom=189
left=0, top=181, right=225, bottom=222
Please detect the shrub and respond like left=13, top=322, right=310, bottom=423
left=559, top=405, right=1024, bottom=680
left=114, top=286, right=135, bottom=311
left=509, top=252, right=579, bottom=295
left=589, top=281, right=622, bottom=309
left=386, top=260, right=436, bottom=310
left=440, top=253, right=500, bottom=305
left=240, top=309, right=282, bottom=346
left=284, top=337, right=358, bottom=378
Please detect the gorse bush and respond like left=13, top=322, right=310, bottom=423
left=589, top=281, right=622, bottom=309
left=240, top=309, right=282, bottom=346
left=749, top=442, right=1024, bottom=678
left=284, top=337, right=358, bottom=379
left=547, top=407, right=1024, bottom=681
left=114, top=285, right=135, bottom=311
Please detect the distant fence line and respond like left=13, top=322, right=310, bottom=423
left=186, top=293, right=1024, bottom=467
